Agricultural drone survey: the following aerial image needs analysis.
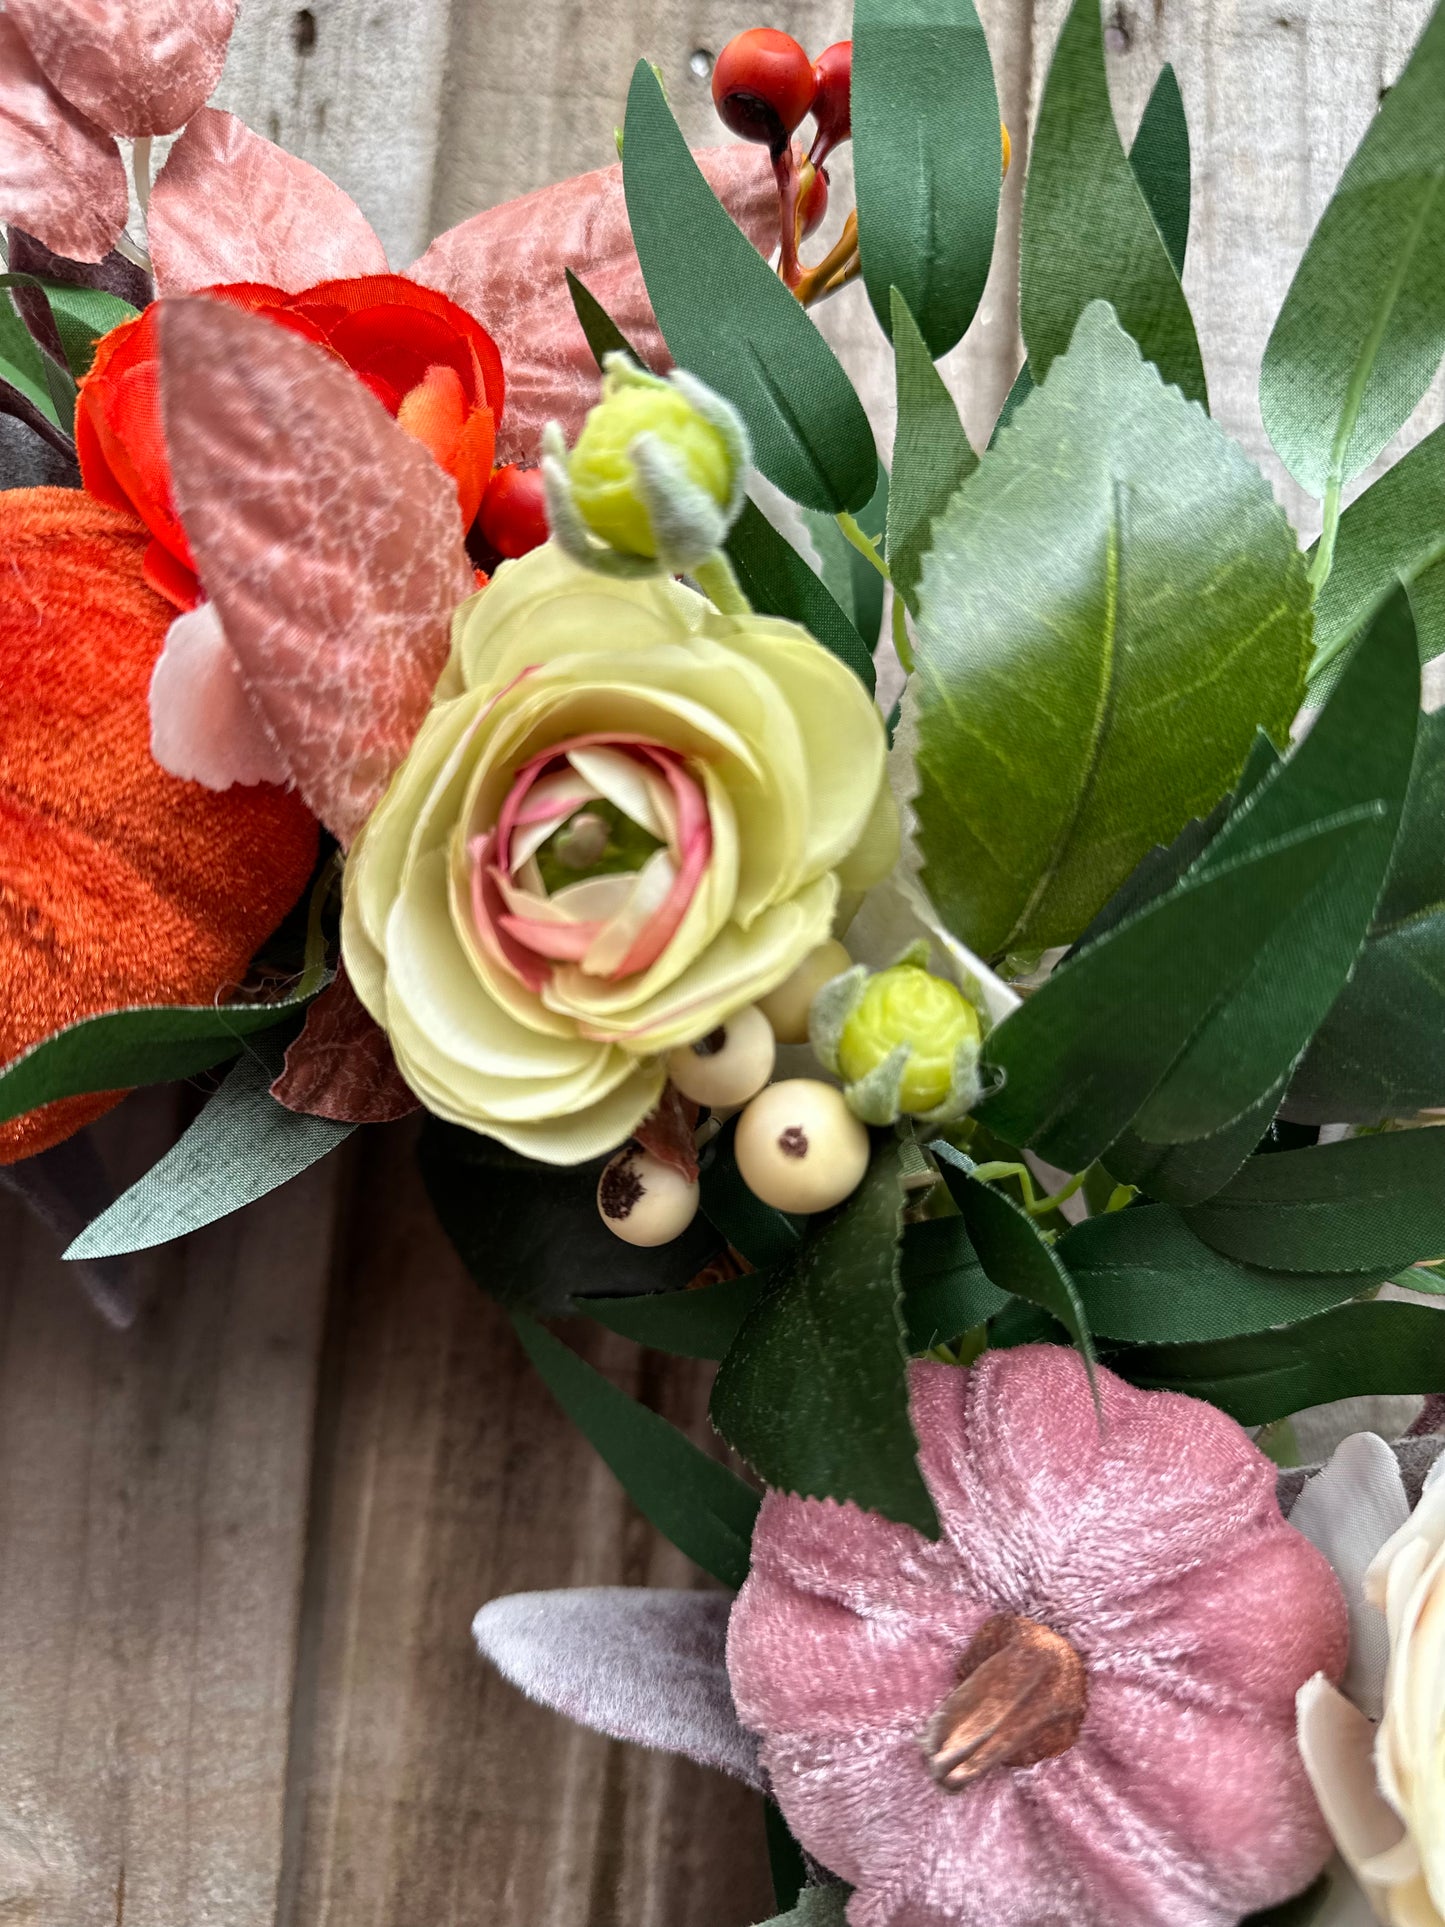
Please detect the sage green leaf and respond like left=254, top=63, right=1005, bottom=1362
left=622, top=62, right=876, bottom=511
left=0, top=288, right=60, bottom=426
left=1060, top=1203, right=1371, bottom=1343
left=1129, top=65, right=1190, bottom=276
left=711, top=1148, right=939, bottom=1536
left=852, top=0, right=1001, bottom=358
left=514, top=1314, right=759, bottom=1588
left=585, top=1270, right=769, bottom=1359
left=759, top=1891, right=850, bottom=1927
left=728, top=498, right=874, bottom=687
left=930, top=1146, right=1095, bottom=1368
left=64, top=1049, right=352, bottom=1260
left=1020, top=0, right=1206, bottom=405
left=0, top=983, right=325, bottom=1127
left=886, top=289, right=977, bottom=612
left=1182, top=1127, right=1445, bottom=1274
left=913, top=302, right=1310, bottom=960
left=1111, top=1299, right=1445, bottom=1425
left=1260, top=1, right=1445, bottom=500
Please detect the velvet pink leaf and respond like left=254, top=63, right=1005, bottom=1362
left=149, top=109, right=389, bottom=295
left=0, top=17, right=127, bottom=263
left=158, top=296, right=474, bottom=846
left=5, top=0, right=237, bottom=138
left=409, top=146, right=777, bottom=464
left=271, top=967, right=419, bottom=1124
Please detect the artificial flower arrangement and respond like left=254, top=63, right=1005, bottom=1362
left=3, top=1, right=1445, bottom=1922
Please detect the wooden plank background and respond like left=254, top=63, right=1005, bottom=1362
left=0, top=1, right=1437, bottom=1921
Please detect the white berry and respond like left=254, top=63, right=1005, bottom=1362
left=597, top=1147, right=700, bottom=1246
left=666, top=1004, right=776, bottom=1109
left=757, top=939, right=853, bottom=1045
left=734, top=1079, right=870, bottom=1214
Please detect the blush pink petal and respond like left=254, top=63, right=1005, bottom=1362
left=149, top=109, right=389, bottom=294
left=148, top=599, right=290, bottom=790
left=469, top=834, right=550, bottom=995
left=158, top=296, right=473, bottom=846
left=0, top=17, right=127, bottom=262
left=6, top=0, right=237, bottom=136
left=409, top=146, right=777, bottom=463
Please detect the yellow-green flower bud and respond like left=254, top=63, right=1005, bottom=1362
left=571, top=383, right=732, bottom=556
left=837, top=965, right=981, bottom=1116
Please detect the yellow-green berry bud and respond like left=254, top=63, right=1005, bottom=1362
left=837, top=965, right=981, bottom=1116
left=571, top=383, right=732, bottom=556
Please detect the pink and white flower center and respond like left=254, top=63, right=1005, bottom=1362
left=469, top=735, right=712, bottom=993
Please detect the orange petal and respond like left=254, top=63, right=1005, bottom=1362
left=0, top=489, right=318, bottom=1163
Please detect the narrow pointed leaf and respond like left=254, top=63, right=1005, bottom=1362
left=1128, top=64, right=1190, bottom=275
left=0, top=288, right=60, bottom=425
left=586, top=1271, right=770, bottom=1359
left=886, top=289, right=976, bottom=611
left=622, top=62, right=876, bottom=511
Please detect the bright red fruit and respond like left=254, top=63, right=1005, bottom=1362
left=711, top=28, right=815, bottom=150
left=479, top=463, right=549, bottom=559
left=809, top=40, right=852, bottom=164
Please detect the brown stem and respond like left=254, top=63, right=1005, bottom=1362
left=793, top=209, right=859, bottom=307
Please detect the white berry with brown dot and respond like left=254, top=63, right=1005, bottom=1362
left=597, top=1146, right=700, bottom=1246
left=666, top=1004, right=776, bottom=1109
left=734, top=1078, right=870, bottom=1214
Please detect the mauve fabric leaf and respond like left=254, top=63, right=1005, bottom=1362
left=473, top=1587, right=763, bottom=1789
left=634, top=1083, right=701, bottom=1183
left=149, top=109, right=390, bottom=294
left=6, top=0, right=237, bottom=138
left=0, top=17, right=127, bottom=263
left=271, top=966, right=418, bottom=1123
left=410, top=146, right=777, bottom=463
left=149, top=601, right=290, bottom=790
left=158, top=296, right=474, bottom=845
left=7, top=227, right=153, bottom=309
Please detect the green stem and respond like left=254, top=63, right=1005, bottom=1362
left=693, top=551, right=753, bottom=616
left=1308, top=475, right=1344, bottom=595
left=891, top=586, right=915, bottom=674
left=969, top=1159, right=1090, bottom=1218
left=299, top=854, right=342, bottom=999
left=836, top=511, right=891, bottom=583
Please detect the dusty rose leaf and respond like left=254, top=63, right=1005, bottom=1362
left=158, top=295, right=474, bottom=845
left=149, top=600, right=290, bottom=790
left=6, top=0, right=237, bottom=138
left=0, top=17, right=127, bottom=263
left=634, top=1084, right=701, bottom=1184
left=410, top=146, right=777, bottom=463
left=150, top=109, right=389, bottom=294
left=271, top=966, right=418, bottom=1124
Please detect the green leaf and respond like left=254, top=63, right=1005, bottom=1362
left=64, top=1048, right=352, bottom=1259
left=1181, top=1127, right=1445, bottom=1274
left=0, top=288, right=61, bottom=426
left=513, top=1314, right=759, bottom=1588
left=765, top=1803, right=809, bottom=1915
left=566, top=267, right=635, bottom=366
left=4, top=274, right=136, bottom=380
left=1260, top=1, right=1445, bottom=501
left=1128, top=65, right=1190, bottom=275
left=728, top=497, right=875, bottom=689
left=622, top=62, right=876, bottom=511
left=990, top=360, right=1034, bottom=444
left=1110, top=1298, right=1445, bottom=1425
left=886, top=289, right=977, bottom=612
left=930, top=1147, right=1096, bottom=1368
left=1020, top=0, right=1206, bottom=406
left=585, top=1270, right=769, bottom=1359
left=852, top=0, right=1002, bottom=358
left=1060, top=1203, right=1372, bottom=1342
left=700, top=1115, right=808, bottom=1268
left=1105, top=1083, right=1283, bottom=1207
left=980, top=587, right=1418, bottom=1168
left=711, top=1147, right=939, bottom=1536
left=913, top=302, right=1310, bottom=960
left=900, top=1213, right=1007, bottom=1348
left=0, top=982, right=326, bottom=1127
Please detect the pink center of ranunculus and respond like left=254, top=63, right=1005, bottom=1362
left=469, top=735, right=712, bottom=994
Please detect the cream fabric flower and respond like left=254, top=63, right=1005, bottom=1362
left=1294, top=1433, right=1445, bottom=1926
left=341, top=543, right=896, bottom=1163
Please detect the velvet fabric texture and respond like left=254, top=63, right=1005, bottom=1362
left=0, top=490, right=317, bottom=1162
left=727, top=1348, right=1349, bottom=1927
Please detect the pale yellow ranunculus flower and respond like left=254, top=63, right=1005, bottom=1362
left=341, top=543, right=897, bottom=1163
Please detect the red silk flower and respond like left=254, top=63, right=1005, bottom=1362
left=77, top=274, right=504, bottom=609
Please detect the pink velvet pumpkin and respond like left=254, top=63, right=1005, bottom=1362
left=727, top=1347, right=1348, bottom=1927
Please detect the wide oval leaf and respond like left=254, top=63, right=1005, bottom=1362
left=621, top=62, right=876, bottom=512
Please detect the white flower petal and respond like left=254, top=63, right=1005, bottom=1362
left=1297, top=1673, right=1404, bottom=1923
left=1292, top=1434, right=1410, bottom=1718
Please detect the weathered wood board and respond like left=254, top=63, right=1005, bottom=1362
left=0, top=2, right=1436, bottom=1921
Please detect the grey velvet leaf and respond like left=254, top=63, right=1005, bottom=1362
left=472, top=1587, right=762, bottom=1789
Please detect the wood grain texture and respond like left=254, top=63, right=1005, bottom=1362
left=3, top=3, right=1442, bottom=1924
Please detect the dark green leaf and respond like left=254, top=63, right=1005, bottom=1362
left=930, top=1146, right=1095, bottom=1368
left=886, top=289, right=977, bottom=612
left=913, top=302, right=1310, bottom=960
left=622, top=62, right=876, bottom=511
left=1020, top=0, right=1206, bottom=405
left=1110, top=1299, right=1445, bottom=1425
left=711, top=1148, right=939, bottom=1535
left=700, top=1115, right=807, bottom=1269
left=804, top=468, right=890, bottom=651
left=420, top=1119, right=724, bottom=1316
left=514, top=1315, right=759, bottom=1587
left=585, top=1269, right=769, bottom=1359
left=1068, top=799, right=1231, bottom=961
left=729, top=497, right=875, bottom=688
left=852, top=0, right=1002, bottom=358
left=65, top=1047, right=351, bottom=1259
left=900, top=1213, right=1007, bottom=1348
left=1260, top=2, right=1445, bottom=500
left=1060, top=1203, right=1371, bottom=1342
left=765, top=1804, right=809, bottom=1915
left=1182, top=1126, right=1445, bottom=1274
left=0, top=982, right=325, bottom=1127
left=1105, top=1082, right=1282, bottom=1207
left=566, top=268, right=637, bottom=366
left=1128, top=65, right=1190, bottom=275
left=990, top=360, right=1034, bottom=444
left=0, top=287, right=60, bottom=426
